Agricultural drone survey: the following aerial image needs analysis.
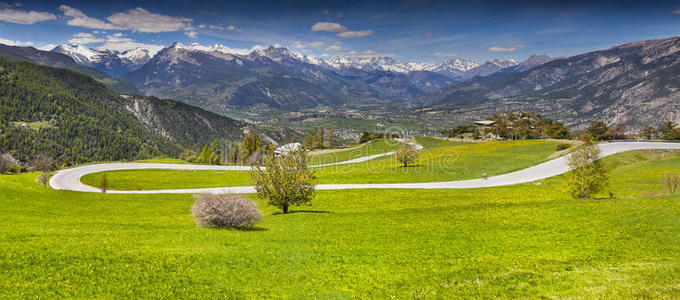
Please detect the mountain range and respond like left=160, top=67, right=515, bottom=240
left=48, top=42, right=531, bottom=113
left=0, top=49, right=299, bottom=164
left=418, top=36, right=680, bottom=130
left=31, top=35, right=680, bottom=132
left=52, top=44, right=152, bottom=77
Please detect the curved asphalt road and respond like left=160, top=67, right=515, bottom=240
left=49, top=142, right=680, bottom=194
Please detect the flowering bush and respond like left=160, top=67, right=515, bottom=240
left=191, top=193, right=263, bottom=229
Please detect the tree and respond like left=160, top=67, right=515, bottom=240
left=198, top=145, right=212, bottom=163
left=30, top=153, right=54, bottom=172
left=0, top=153, right=17, bottom=174
left=638, top=125, right=657, bottom=140
left=566, top=135, right=609, bottom=199
left=606, top=123, right=628, bottom=140
left=585, top=121, right=609, bottom=140
left=662, top=171, right=680, bottom=194
left=658, top=121, right=680, bottom=140
left=242, top=131, right=262, bottom=163
left=101, top=173, right=108, bottom=193
left=395, top=142, right=420, bottom=167
left=546, top=123, right=572, bottom=139
left=250, top=150, right=316, bottom=214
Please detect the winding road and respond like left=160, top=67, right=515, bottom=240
left=49, top=142, right=680, bottom=194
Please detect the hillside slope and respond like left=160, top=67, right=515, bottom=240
left=0, top=44, right=140, bottom=95
left=417, top=36, right=680, bottom=130
left=0, top=59, right=283, bottom=164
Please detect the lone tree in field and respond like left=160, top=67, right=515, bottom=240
left=566, top=135, right=609, bottom=199
left=396, top=142, right=420, bottom=167
left=250, top=150, right=316, bottom=214
left=101, top=173, right=108, bottom=193
left=663, top=171, right=680, bottom=194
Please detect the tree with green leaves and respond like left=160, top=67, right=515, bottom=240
left=637, top=125, right=657, bottom=140
left=250, top=150, right=316, bottom=214
left=395, top=142, right=420, bottom=167
left=658, top=121, right=680, bottom=140
left=566, top=134, right=609, bottom=199
left=242, top=131, right=262, bottom=163
left=585, top=121, right=609, bottom=140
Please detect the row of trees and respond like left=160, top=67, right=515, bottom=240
left=359, top=131, right=402, bottom=144
left=180, top=131, right=271, bottom=165
left=302, top=127, right=335, bottom=149
left=442, top=111, right=572, bottom=140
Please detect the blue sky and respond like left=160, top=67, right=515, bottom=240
left=1, top=0, right=680, bottom=63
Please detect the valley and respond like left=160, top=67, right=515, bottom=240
left=2, top=2, right=680, bottom=298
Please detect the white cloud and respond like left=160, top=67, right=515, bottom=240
left=311, top=22, right=348, bottom=32
left=209, top=24, right=238, bottom=31
left=59, top=5, right=121, bottom=30
left=37, top=43, right=57, bottom=51
left=424, top=32, right=434, bottom=37
left=488, top=45, right=523, bottom=52
left=68, top=32, right=105, bottom=44
left=325, top=44, right=344, bottom=51
left=107, top=7, right=192, bottom=33
left=185, top=31, right=198, bottom=38
left=60, top=5, right=193, bottom=33
left=0, top=2, right=21, bottom=8
left=363, top=49, right=376, bottom=54
left=0, top=8, right=55, bottom=24
left=293, top=41, right=324, bottom=49
left=674, top=8, right=680, bottom=14
left=293, top=41, right=306, bottom=49
left=0, top=37, right=32, bottom=46
left=434, top=52, right=457, bottom=57
left=337, top=30, right=374, bottom=38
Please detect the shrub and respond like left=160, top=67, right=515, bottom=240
left=662, top=171, right=680, bottom=194
left=566, top=135, right=609, bottom=199
left=191, top=193, right=263, bottom=229
left=30, top=154, right=54, bottom=172
left=0, top=153, right=16, bottom=174
left=557, top=143, right=571, bottom=151
left=37, top=172, right=50, bottom=186
left=7, top=162, right=26, bottom=174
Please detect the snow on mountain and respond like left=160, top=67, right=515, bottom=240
left=52, top=44, right=104, bottom=65
left=460, top=59, right=519, bottom=80
left=52, top=44, right=152, bottom=77
left=323, top=55, right=482, bottom=80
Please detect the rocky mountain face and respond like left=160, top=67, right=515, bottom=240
left=0, top=44, right=140, bottom=94
left=121, top=43, right=426, bottom=113
left=52, top=44, right=151, bottom=77
left=417, top=36, right=680, bottom=131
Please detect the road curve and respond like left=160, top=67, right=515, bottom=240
left=49, top=142, right=680, bottom=194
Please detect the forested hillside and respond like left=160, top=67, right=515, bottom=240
left=0, top=59, right=283, bottom=165
left=0, top=60, right=179, bottom=163
left=0, top=44, right=140, bottom=95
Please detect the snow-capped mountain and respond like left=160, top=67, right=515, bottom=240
left=52, top=44, right=152, bottom=77
left=324, top=56, right=479, bottom=80
left=460, top=58, right=519, bottom=80
left=501, top=55, right=554, bottom=73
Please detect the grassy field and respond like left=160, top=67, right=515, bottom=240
left=308, top=138, right=405, bottom=165
left=82, top=139, right=557, bottom=190
left=9, top=120, right=53, bottom=130
left=2, top=150, right=680, bottom=298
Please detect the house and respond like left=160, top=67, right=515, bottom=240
left=474, top=120, right=498, bottom=139
left=274, top=142, right=302, bottom=156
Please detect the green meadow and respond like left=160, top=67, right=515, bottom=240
left=82, top=139, right=561, bottom=190
left=2, top=146, right=680, bottom=298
